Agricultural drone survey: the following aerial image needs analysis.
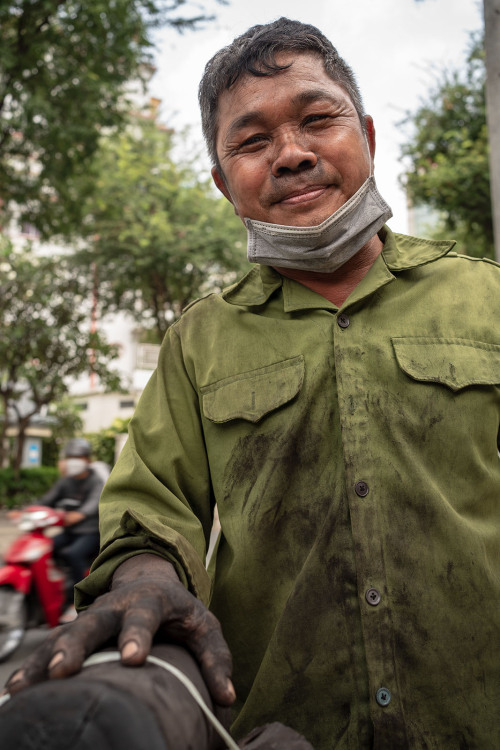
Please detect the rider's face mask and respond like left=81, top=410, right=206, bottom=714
left=245, top=136, right=392, bottom=273
left=65, top=458, right=88, bottom=477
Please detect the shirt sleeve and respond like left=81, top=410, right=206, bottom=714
left=38, top=477, right=66, bottom=507
left=77, top=471, right=104, bottom=518
left=75, top=324, right=213, bottom=610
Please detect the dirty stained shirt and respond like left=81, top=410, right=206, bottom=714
left=77, top=228, right=500, bottom=750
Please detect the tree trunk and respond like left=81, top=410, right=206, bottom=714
left=0, top=394, right=12, bottom=469
left=483, top=0, right=500, bottom=262
left=12, top=413, right=33, bottom=479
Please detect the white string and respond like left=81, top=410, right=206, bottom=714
left=82, top=651, right=240, bottom=750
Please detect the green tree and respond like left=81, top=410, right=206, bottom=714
left=75, top=117, right=247, bottom=342
left=400, top=33, right=493, bottom=259
left=0, top=0, right=225, bottom=237
left=42, top=397, right=85, bottom=466
left=0, top=241, right=121, bottom=474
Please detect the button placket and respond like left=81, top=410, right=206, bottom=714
left=333, top=296, right=402, bottom=729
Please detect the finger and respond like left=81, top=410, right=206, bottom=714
left=47, top=607, right=121, bottom=678
left=197, top=643, right=235, bottom=707
left=184, top=609, right=235, bottom=706
left=4, top=627, right=65, bottom=694
left=117, top=602, right=163, bottom=665
left=2, top=668, right=24, bottom=695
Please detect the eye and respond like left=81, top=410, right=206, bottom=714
left=239, top=134, right=267, bottom=150
left=304, top=114, right=330, bottom=126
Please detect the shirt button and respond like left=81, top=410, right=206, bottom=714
left=337, top=313, right=350, bottom=329
left=355, top=480, right=369, bottom=497
left=376, top=687, right=391, bottom=707
left=365, top=588, right=381, bottom=606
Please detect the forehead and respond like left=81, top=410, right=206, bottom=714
left=215, top=51, right=354, bottom=139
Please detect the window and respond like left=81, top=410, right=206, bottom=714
left=119, top=400, right=135, bottom=409
left=136, top=343, right=160, bottom=370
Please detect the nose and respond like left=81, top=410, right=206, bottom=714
left=271, top=135, right=317, bottom=177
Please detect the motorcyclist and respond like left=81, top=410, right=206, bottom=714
left=39, top=438, right=103, bottom=617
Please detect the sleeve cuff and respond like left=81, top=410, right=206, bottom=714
left=75, top=507, right=211, bottom=610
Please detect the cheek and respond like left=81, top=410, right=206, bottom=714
left=230, top=162, right=266, bottom=206
left=335, top=137, right=370, bottom=176
left=319, top=130, right=363, bottom=159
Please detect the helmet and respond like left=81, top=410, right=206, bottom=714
left=64, top=437, right=92, bottom=458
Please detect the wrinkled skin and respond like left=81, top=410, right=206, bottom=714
left=2, top=553, right=235, bottom=708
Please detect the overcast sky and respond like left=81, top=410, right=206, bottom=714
left=149, top=0, right=483, bottom=233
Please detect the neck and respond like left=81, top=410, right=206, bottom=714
left=274, top=233, right=384, bottom=307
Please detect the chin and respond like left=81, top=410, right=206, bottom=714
left=274, top=208, right=335, bottom=228
left=274, top=198, right=345, bottom=228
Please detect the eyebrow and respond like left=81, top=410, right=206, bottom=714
left=223, top=88, right=347, bottom=142
left=291, top=88, right=347, bottom=109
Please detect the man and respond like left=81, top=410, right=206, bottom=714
left=4, top=18, right=500, bottom=749
left=40, top=437, right=102, bottom=607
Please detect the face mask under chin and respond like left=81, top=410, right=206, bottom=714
left=245, top=176, right=392, bottom=274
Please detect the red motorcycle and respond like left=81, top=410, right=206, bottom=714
left=0, top=505, right=70, bottom=662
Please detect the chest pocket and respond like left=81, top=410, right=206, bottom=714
left=392, top=337, right=500, bottom=391
left=201, top=355, right=304, bottom=423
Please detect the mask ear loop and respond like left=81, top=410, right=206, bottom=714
left=364, top=129, right=374, bottom=179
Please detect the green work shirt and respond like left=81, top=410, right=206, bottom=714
left=77, top=227, right=500, bottom=749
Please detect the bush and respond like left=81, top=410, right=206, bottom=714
left=86, top=417, right=131, bottom=467
left=41, top=436, right=60, bottom=467
left=86, top=432, right=116, bottom=468
left=0, top=467, right=60, bottom=508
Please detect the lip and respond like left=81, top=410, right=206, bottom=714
left=275, top=185, right=330, bottom=206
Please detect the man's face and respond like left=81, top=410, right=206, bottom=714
left=212, top=52, right=375, bottom=228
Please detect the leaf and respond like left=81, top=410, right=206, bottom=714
left=399, top=31, right=493, bottom=258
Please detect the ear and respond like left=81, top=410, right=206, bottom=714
left=364, top=115, right=376, bottom=161
left=211, top=166, right=238, bottom=213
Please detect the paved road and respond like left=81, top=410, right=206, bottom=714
left=0, top=627, right=48, bottom=688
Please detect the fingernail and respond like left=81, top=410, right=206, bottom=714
left=121, top=641, right=139, bottom=660
left=48, top=652, right=65, bottom=671
left=6, top=669, right=24, bottom=686
left=226, top=680, right=236, bottom=701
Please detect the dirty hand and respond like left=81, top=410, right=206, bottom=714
left=3, top=553, right=235, bottom=707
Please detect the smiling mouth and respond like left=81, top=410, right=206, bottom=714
left=275, top=185, right=330, bottom=206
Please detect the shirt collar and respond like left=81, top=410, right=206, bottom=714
left=222, top=226, right=456, bottom=312
left=380, top=226, right=455, bottom=271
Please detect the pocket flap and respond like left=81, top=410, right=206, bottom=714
left=392, top=337, right=500, bottom=391
left=202, top=355, right=304, bottom=423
